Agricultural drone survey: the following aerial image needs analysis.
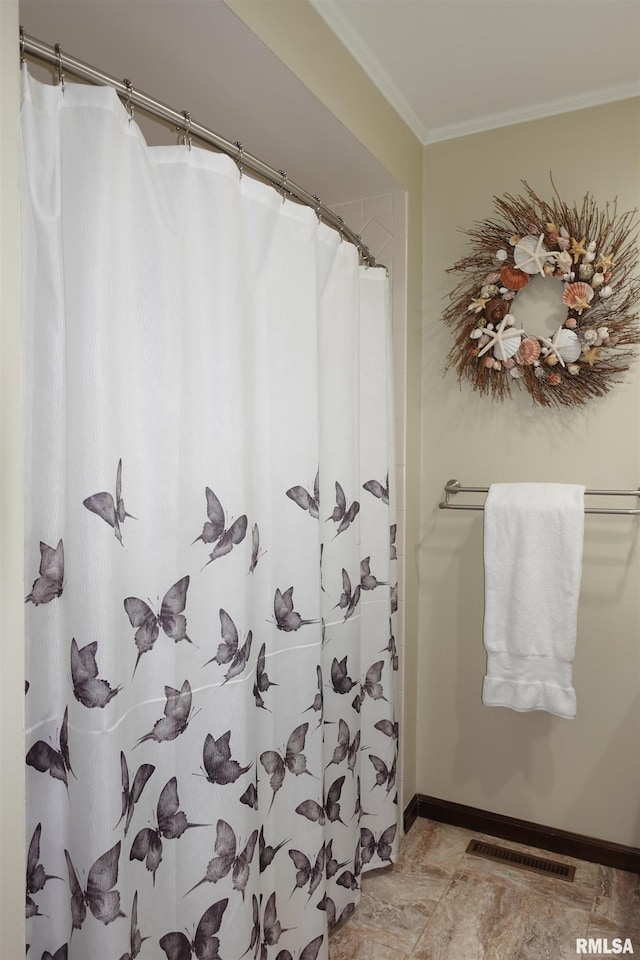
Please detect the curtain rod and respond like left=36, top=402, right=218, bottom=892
left=19, top=29, right=383, bottom=271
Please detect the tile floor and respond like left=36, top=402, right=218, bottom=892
left=329, top=818, right=640, bottom=960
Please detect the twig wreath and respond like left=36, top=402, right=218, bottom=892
left=443, top=180, right=640, bottom=407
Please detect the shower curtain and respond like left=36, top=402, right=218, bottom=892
left=21, top=68, right=399, bottom=960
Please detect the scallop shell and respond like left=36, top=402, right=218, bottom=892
left=515, top=337, right=541, bottom=366
left=493, top=328, right=524, bottom=361
left=555, top=328, right=581, bottom=363
left=561, top=281, right=594, bottom=315
left=500, top=265, right=530, bottom=290
left=514, top=234, right=552, bottom=274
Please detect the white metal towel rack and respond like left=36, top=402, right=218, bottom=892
left=439, top=479, right=640, bottom=515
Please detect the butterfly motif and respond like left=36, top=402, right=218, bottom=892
left=336, top=868, right=359, bottom=891
left=334, top=569, right=360, bottom=621
left=260, top=892, right=291, bottom=952
left=374, top=718, right=399, bottom=741
left=25, top=539, right=64, bottom=605
left=271, top=587, right=317, bottom=631
left=204, top=609, right=252, bottom=683
left=360, top=824, right=397, bottom=865
left=327, top=482, right=359, bottom=537
left=390, top=523, right=397, bottom=561
left=330, top=656, right=357, bottom=695
left=369, top=753, right=397, bottom=794
left=352, top=662, right=386, bottom=713
left=295, top=775, right=345, bottom=826
left=202, top=730, right=251, bottom=786
left=285, top=470, right=319, bottom=518
left=124, top=576, right=191, bottom=676
left=259, top=826, right=289, bottom=874
left=185, top=820, right=258, bottom=899
left=242, top=894, right=262, bottom=960
left=362, top=474, right=389, bottom=504
left=118, top=890, right=147, bottom=960
left=254, top=642, right=277, bottom=710
left=381, top=620, right=398, bottom=670
left=26, top=706, right=74, bottom=788
left=65, top=842, right=125, bottom=932
left=316, top=894, right=354, bottom=930
left=353, top=774, right=373, bottom=820
left=326, top=719, right=360, bottom=773
left=116, top=752, right=155, bottom=836
left=325, top=840, right=349, bottom=879
left=239, top=776, right=258, bottom=810
left=130, top=778, right=206, bottom=885
left=159, top=898, right=228, bottom=960
left=26, top=823, right=60, bottom=918
left=260, top=723, right=312, bottom=812
left=303, top=665, right=323, bottom=721
left=83, top=459, right=136, bottom=545
left=289, top=843, right=325, bottom=899
left=42, top=947, right=68, bottom=960
left=192, top=487, right=247, bottom=566
left=248, top=522, right=266, bottom=573
left=275, top=935, right=324, bottom=960
left=390, top=582, right=398, bottom=614
left=71, top=638, right=121, bottom=708
left=134, top=680, right=193, bottom=747
left=360, top=557, right=387, bottom=591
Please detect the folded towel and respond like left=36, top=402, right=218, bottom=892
left=482, top=482, right=585, bottom=719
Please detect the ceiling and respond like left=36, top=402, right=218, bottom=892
left=311, top=0, right=640, bottom=144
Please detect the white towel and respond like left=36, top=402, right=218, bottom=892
left=482, top=483, right=585, bottom=719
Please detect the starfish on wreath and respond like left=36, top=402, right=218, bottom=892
left=514, top=233, right=555, bottom=277
left=476, top=314, right=525, bottom=362
left=540, top=326, right=577, bottom=368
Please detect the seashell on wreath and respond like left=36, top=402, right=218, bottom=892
left=442, top=179, right=640, bottom=408
left=561, top=281, right=594, bottom=315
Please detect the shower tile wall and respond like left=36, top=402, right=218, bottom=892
left=331, top=193, right=408, bottom=814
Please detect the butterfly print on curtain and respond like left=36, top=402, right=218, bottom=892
left=118, top=890, right=147, bottom=960
left=260, top=723, right=313, bottom=812
left=159, top=898, right=228, bottom=960
left=192, top=487, right=247, bottom=566
left=70, top=638, right=121, bottom=708
left=65, top=842, right=125, bottom=931
left=204, top=609, right=252, bottom=683
left=130, top=777, right=207, bottom=885
left=83, top=459, right=136, bottom=545
left=26, top=706, right=74, bottom=789
left=134, top=680, right=193, bottom=746
left=185, top=820, right=258, bottom=898
left=124, top=577, right=191, bottom=676
left=25, top=539, right=64, bottom=605
left=116, top=752, right=155, bottom=836
left=26, top=823, right=61, bottom=919
left=286, top=470, right=320, bottom=518
left=201, top=730, right=251, bottom=786
left=327, top=482, right=359, bottom=537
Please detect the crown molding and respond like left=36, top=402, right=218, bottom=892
left=308, top=0, right=430, bottom=142
left=425, top=84, right=640, bottom=145
left=309, top=1, right=639, bottom=146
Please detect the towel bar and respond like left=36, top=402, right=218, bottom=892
left=439, top=479, right=640, bottom=515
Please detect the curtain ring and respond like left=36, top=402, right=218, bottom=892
left=123, top=79, right=135, bottom=122
left=234, top=142, right=244, bottom=180
left=278, top=170, right=288, bottom=204
left=179, top=110, right=192, bottom=151
left=19, top=25, right=25, bottom=64
left=54, top=43, right=65, bottom=92
left=313, top=196, right=323, bottom=224
left=337, top=215, right=346, bottom=243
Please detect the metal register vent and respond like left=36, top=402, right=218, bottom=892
left=466, top=839, right=576, bottom=881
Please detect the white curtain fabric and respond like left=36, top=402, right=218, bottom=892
left=21, top=68, right=399, bottom=960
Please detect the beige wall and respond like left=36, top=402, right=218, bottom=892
left=0, top=1, right=26, bottom=956
left=420, top=98, right=640, bottom=847
left=228, top=0, right=424, bottom=805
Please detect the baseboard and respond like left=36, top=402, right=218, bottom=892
left=403, top=793, right=640, bottom=875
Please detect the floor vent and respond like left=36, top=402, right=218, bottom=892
left=466, top=839, right=576, bottom=881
